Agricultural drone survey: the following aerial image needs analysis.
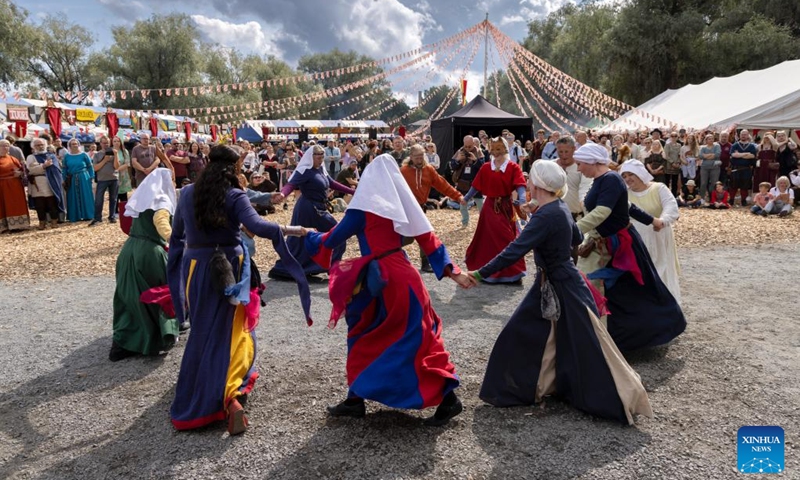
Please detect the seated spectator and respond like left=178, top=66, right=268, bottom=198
left=707, top=182, right=730, bottom=209
left=335, top=159, right=359, bottom=200
left=750, top=182, right=774, bottom=216
left=677, top=179, right=702, bottom=208
left=765, top=176, right=794, bottom=217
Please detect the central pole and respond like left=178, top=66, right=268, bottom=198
left=483, top=13, right=489, bottom=98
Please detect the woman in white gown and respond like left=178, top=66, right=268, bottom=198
left=619, top=160, right=681, bottom=303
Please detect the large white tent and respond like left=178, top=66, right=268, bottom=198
left=599, top=59, right=800, bottom=132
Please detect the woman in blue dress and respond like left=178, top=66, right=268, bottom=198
left=269, top=145, right=355, bottom=280
left=574, top=143, right=686, bottom=352
left=62, top=138, right=95, bottom=222
left=167, top=145, right=313, bottom=436
left=470, top=160, right=652, bottom=425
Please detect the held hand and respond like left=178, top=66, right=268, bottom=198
left=44, top=159, right=53, bottom=168
left=464, top=272, right=481, bottom=287
left=451, top=272, right=475, bottom=289
left=13, top=168, right=22, bottom=178
left=271, top=193, right=285, bottom=204
left=652, top=217, right=664, bottom=232
left=300, top=227, right=317, bottom=236
left=459, top=197, right=467, bottom=206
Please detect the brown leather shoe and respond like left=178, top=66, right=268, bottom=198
left=227, top=399, right=248, bottom=435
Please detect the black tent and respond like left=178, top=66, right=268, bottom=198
left=431, top=95, right=533, bottom=165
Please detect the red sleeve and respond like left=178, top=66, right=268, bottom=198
left=509, top=162, right=527, bottom=188
left=470, top=163, right=488, bottom=192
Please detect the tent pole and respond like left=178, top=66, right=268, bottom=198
left=483, top=13, right=489, bottom=98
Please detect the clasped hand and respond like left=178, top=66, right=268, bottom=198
left=452, top=272, right=479, bottom=289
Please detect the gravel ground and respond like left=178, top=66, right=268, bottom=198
left=1, top=235, right=798, bottom=479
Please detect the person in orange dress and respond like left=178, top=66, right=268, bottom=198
left=0, top=139, right=31, bottom=233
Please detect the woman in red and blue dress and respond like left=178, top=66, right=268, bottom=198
left=167, top=145, right=313, bottom=435
left=575, top=143, right=686, bottom=352
left=305, top=154, right=474, bottom=426
left=463, top=137, right=527, bottom=283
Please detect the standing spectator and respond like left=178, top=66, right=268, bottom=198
left=663, top=132, right=683, bottom=197
left=718, top=131, right=732, bottom=187
left=541, top=131, right=560, bottom=160
left=87, top=142, right=98, bottom=159
left=503, top=131, right=527, bottom=166
left=25, top=138, right=64, bottom=229
left=644, top=139, right=667, bottom=183
left=450, top=135, right=486, bottom=226
left=755, top=134, right=779, bottom=189
left=63, top=138, right=95, bottom=222
left=0, top=139, right=31, bottom=232
left=167, top=139, right=190, bottom=186
left=638, top=136, right=653, bottom=161
left=131, top=133, right=161, bottom=185
left=698, top=134, right=722, bottom=199
left=380, top=138, right=393, bottom=154
left=775, top=131, right=798, bottom=179
left=258, top=143, right=280, bottom=186
left=625, top=132, right=642, bottom=162
left=389, top=136, right=409, bottom=166
left=90, top=136, right=120, bottom=226
left=52, top=137, right=68, bottom=162
left=679, top=134, right=698, bottom=183
left=5, top=135, right=24, bottom=163
left=650, top=129, right=664, bottom=147
left=325, top=140, right=342, bottom=176
left=729, top=129, right=758, bottom=207
left=530, top=129, right=546, bottom=161
left=186, top=141, right=207, bottom=183
left=555, top=136, right=593, bottom=221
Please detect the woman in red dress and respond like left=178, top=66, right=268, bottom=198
left=755, top=134, right=778, bottom=189
left=305, top=154, right=474, bottom=426
left=463, top=137, right=528, bottom=283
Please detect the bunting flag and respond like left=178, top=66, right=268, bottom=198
left=460, top=79, right=468, bottom=105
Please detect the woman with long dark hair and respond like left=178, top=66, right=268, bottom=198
left=167, top=145, right=313, bottom=436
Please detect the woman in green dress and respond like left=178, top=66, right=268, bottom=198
left=110, top=168, right=179, bottom=361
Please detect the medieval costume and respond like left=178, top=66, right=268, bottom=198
left=0, top=153, right=30, bottom=232
left=477, top=160, right=653, bottom=424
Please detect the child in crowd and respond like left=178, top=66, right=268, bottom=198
left=750, top=182, right=774, bottom=216
left=677, top=179, right=702, bottom=208
left=766, top=176, right=794, bottom=217
left=707, top=181, right=730, bottom=209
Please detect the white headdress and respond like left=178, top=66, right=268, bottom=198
left=530, top=160, right=568, bottom=198
left=124, top=168, right=176, bottom=218
left=290, top=145, right=327, bottom=180
left=574, top=143, right=611, bottom=164
left=347, top=154, right=432, bottom=237
left=619, top=159, right=653, bottom=184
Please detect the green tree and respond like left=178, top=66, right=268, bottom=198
left=25, top=15, right=99, bottom=102
left=0, top=0, right=37, bottom=86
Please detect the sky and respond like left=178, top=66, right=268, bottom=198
left=26, top=0, right=577, bottom=103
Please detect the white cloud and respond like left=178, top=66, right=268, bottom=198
left=336, top=0, right=439, bottom=58
left=499, top=14, right=525, bottom=25
left=191, top=15, right=282, bottom=58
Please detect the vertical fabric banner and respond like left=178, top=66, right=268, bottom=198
left=107, top=112, right=119, bottom=139
left=46, top=107, right=62, bottom=138
left=149, top=117, right=158, bottom=138
left=232, top=127, right=238, bottom=142
left=461, top=79, right=468, bottom=105
left=210, top=124, right=218, bottom=142
left=261, top=126, right=269, bottom=140
left=14, top=121, right=27, bottom=139
left=184, top=121, right=192, bottom=142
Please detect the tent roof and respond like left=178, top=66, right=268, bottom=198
left=600, top=59, right=800, bottom=132
left=448, top=95, right=527, bottom=119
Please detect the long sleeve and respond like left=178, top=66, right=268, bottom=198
left=329, top=177, right=355, bottom=195
left=656, top=184, right=680, bottom=226
left=479, top=212, right=550, bottom=278
left=514, top=186, right=527, bottom=205
left=415, top=231, right=460, bottom=280
left=577, top=206, right=612, bottom=234
left=428, top=166, right=462, bottom=201
left=280, top=182, right=297, bottom=196
left=463, top=186, right=479, bottom=202
left=26, top=155, right=45, bottom=174
left=578, top=175, right=593, bottom=208
left=305, top=209, right=366, bottom=269
left=629, top=203, right=654, bottom=225
left=167, top=197, right=187, bottom=322
left=245, top=189, right=273, bottom=205
left=84, top=154, right=95, bottom=178
left=153, top=209, right=172, bottom=241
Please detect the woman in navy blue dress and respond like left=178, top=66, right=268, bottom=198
left=471, top=160, right=652, bottom=425
left=574, top=143, right=686, bottom=352
left=269, top=145, right=354, bottom=280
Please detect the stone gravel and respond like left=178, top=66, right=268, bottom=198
left=1, top=240, right=798, bottom=479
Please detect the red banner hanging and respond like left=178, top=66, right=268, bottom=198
left=184, top=121, right=192, bottom=142
left=149, top=117, right=158, bottom=138
left=14, top=121, right=27, bottom=139
left=107, top=111, right=119, bottom=138
left=261, top=126, right=269, bottom=140
left=231, top=127, right=238, bottom=142
left=46, top=107, right=62, bottom=138
left=210, top=124, right=218, bottom=142
left=460, top=79, right=468, bottom=105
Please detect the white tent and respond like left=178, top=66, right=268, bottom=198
left=599, top=59, right=800, bottom=132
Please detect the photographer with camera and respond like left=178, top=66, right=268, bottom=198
left=90, top=136, right=121, bottom=226
left=448, top=135, right=486, bottom=227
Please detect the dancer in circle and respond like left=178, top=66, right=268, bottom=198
left=463, top=137, right=528, bottom=283
left=574, top=143, right=686, bottom=351
left=306, top=154, right=473, bottom=426
left=167, top=145, right=313, bottom=435
left=470, top=160, right=652, bottom=424
left=111, top=169, right=179, bottom=361
left=269, top=144, right=354, bottom=280
left=619, top=160, right=682, bottom=303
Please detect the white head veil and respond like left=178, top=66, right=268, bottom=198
left=291, top=145, right=327, bottom=180
left=574, top=143, right=611, bottom=164
left=530, top=160, right=568, bottom=198
left=124, top=168, right=176, bottom=218
left=346, top=154, right=433, bottom=237
left=619, top=159, right=654, bottom=184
